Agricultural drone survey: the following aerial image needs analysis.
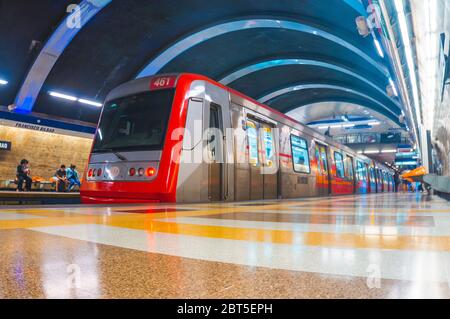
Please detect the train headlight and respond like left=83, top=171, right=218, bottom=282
left=97, top=168, right=103, bottom=177
left=88, top=169, right=93, bottom=177
left=129, top=168, right=136, bottom=177
left=146, top=167, right=156, bottom=177
left=138, top=168, right=145, bottom=177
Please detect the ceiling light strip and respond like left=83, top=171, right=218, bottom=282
left=394, top=0, right=422, bottom=126
left=49, top=91, right=102, bottom=107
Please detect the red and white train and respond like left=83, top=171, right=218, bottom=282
left=80, top=73, right=395, bottom=204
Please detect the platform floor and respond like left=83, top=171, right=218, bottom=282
left=0, top=193, right=449, bottom=299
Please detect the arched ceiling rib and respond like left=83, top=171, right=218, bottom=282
left=257, top=84, right=402, bottom=125
left=218, top=58, right=401, bottom=111
left=13, top=0, right=112, bottom=113
left=136, top=18, right=389, bottom=79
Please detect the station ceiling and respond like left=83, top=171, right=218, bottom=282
left=0, top=0, right=404, bottom=127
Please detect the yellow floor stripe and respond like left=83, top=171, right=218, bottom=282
left=2, top=210, right=449, bottom=252
left=104, top=218, right=450, bottom=252
left=2, top=211, right=449, bottom=252
left=0, top=216, right=103, bottom=229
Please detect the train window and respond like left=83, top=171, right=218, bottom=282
left=370, top=168, right=376, bottom=183
left=290, top=135, right=311, bottom=174
left=345, top=155, right=354, bottom=180
left=315, top=146, right=322, bottom=172
left=319, top=146, right=328, bottom=173
left=207, top=104, right=223, bottom=162
left=246, top=121, right=259, bottom=165
left=263, top=127, right=275, bottom=167
left=356, top=161, right=365, bottom=181
left=93, top=89, right=175, bottom=152
left=334, top=152, right=345, bottom=178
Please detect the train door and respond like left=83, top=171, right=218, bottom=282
left=356, top=160, right=367, bottom=193
left=377, top=169, right=383, bottom=193
left=345, top=155, right=355, bottom=193
left=369, top=167, right=376, bottom=193
left=383, top=171, right=388, bottom=192
left=246, top=118, right=278, bottom=200
left=206, top=103, right=224, bottom=201
left=246, top=119, right=263, bottom=200
left=315, top=143, right=331, bottom=196
left=364, top=164, right=371, bottom=192
left=260, top=123, right=278, bottom=199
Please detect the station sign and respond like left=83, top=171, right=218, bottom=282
left=0, top=141, right=12, bottom=151
left=15, top=122, right=55, bottom=133
left=0, top=118, right=94, bottom=139
left=150, top=75, right=177, bottom=90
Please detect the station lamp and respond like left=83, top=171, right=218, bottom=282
left=49, top=91, right=103, bottom=107
left=355, top=16, right=370, bottom=37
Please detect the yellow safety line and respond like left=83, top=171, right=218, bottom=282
left=1, top=208, right=449, bottom=252
left=104, top=218, right=450, bottom=252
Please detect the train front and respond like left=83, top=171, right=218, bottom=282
left=80, top=75, right=188, bottom=204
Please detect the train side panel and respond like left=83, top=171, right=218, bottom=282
left=83, top=73, right=396, bottom=204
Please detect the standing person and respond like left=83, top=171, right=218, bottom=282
left=394, top=172, right=400, bottom=193
left=417, top=182, right=424, bottom=193
left=54, top=165, right=68, bottom=192
left=66, top=164, right=81, bottom=192
left=16, top=159, right=32, bottom=192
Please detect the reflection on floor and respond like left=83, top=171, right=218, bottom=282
left=0, top=193, right=449, bottom=298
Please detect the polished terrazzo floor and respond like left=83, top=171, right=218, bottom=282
left=0, top=193, right=449, bottom=299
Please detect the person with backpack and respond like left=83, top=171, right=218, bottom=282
left=66, top=164, right=81, bottom=192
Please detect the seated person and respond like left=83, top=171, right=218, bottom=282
left=16, top=159, right=32, bottom=192
left=54, top=165, right=68, bottom=192
left=66, top=164, right=81, bottom=192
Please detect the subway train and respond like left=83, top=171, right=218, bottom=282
left=80, top=73, right=395, bottom=204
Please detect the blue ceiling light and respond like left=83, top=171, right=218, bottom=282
left=137, top=19, right=389, bottom=79
left=395, top=161, right=418, bottom=166
left=374, top=38, right=384, bottom=58
left=14, top=0, right=112, bottom=113
left=311, top=119, right=380, bottom=129
left=388, top=78, right=399, bottom=96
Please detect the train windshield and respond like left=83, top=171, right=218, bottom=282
left=93, top=89, right=175, bottom=152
